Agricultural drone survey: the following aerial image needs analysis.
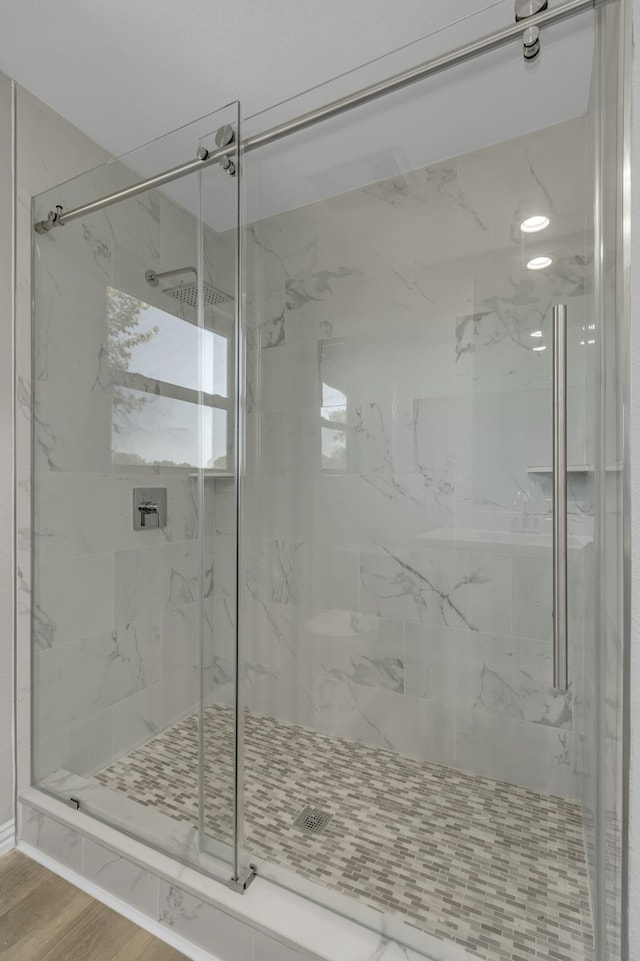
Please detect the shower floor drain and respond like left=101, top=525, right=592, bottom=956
left=293, top=805, right=333, bottom=835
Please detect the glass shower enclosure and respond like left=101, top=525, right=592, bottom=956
left=30, top=3, right=626, bottom=961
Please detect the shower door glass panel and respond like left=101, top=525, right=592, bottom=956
left=31, top=101, right=240, bottom=880
left=239, top=8, right=610, bottom=960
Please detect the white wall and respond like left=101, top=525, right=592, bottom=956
left=0, top=73, right=14, bottom=828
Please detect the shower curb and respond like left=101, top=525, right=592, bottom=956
left=17, top=789, right=478, bottom=961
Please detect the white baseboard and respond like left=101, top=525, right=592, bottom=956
left=0, top=819, right=15, bottom=856
left=17, top=842, right=222, bottom=961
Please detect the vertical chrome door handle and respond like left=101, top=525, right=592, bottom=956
left=552, top=305, right=568, bottom=692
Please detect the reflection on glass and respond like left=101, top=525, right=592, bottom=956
left=112, top=390, right=228, bottom=468
left=321, top=382, right=347, bottom=470
left=107, top=287, right=230, bottom=469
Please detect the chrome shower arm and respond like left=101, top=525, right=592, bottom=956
left=145, top=266, right=197, bottom=287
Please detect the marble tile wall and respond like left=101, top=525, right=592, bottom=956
left=230, top=115, right=597, bottom=799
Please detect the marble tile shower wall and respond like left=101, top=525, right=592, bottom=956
left=228, top=117, right=596, bottom=799
left=19, top=89, right=221, bottom=783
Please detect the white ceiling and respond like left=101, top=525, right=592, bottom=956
left=1, top=0, right=596, bottom=225
left=0, top=0, right=587, bottom=154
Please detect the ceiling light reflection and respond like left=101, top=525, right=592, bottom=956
left=521, top=215, right=550, bottom=233
left=527, top=256, right=552, bottom=270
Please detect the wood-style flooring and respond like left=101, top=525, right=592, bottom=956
left=0, top=850, right=189, bottom=961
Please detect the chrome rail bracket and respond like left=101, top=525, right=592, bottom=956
left=228, top=864, right=258, bottom=894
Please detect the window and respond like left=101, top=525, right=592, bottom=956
left=107, top=287, right=232, bottom=470
left=321, top=382, right=348, bottom=470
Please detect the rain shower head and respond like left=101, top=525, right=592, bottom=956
left=145, top=266, right=233, bottom=310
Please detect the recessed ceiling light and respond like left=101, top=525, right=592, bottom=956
left=521, top=215, right=550, bottom=233
left=527, top=256, right=552, bottom=270
left=530, top=330, right=543, bottom=338
left=532, top=345, right=547, bottom=352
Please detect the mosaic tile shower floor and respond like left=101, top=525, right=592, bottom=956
left=95, top=705, right=594, bottom=961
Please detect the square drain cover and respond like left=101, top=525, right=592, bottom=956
left=293, top=805, right=332, bottom=835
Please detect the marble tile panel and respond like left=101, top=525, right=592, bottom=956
left=316, top=679, right=454, bottom=764
left=246, top=288, right=287, bottom=351
left=65, top=708, right=115, bottom=776
left=511, top=547, right=586, bottom=643
left=245, top=538, right=359, bottom=613
left=348, top=399, right=413, bottom=475
left=454, top=468, right=550, bottom=522
left=210, top=532, right=237, bottom=599
left=108, top=191, right=163, bottom=266
left=318, top=325, right=458, bottom=420
left=283, top=407, right=323, bottom=475
left=241, top=598, right=286, bottom=673
left=278, top=606, right=404, bottom=694
left=454, top=295, right=589, bottom=393
left=208, top=480, right=236, bottom=537
left=114, top=540, right=199, bottom=626
left=158, top=881, right=254, bottom=961
left=34, top=288, right=107, bottom=392
left=83, top=838, right=160, bottom=916
left=316, top=472, right=455, bottom=550
left=413, top=392, right=505, bottom=476
left=473, top=247, right=591, bottom=315
left=111, top=666, right=198, bottom=758
left=34, top=551, right=115, bottom=650
left=32, top=211, right=112, bottom=310
left=456, top=117, right=587, bottom=236
left=242, top=472, right=319, bottom=544
left=453, top=708, right=580, bottom=798
left=34, top=617, right=161, bottom=728
left=251, top=338, right=325, bottom=414
left=20, top=806, right=84, bottom=872
left=404, top=624, right=571, bottom=728
left=243, top=668, right=318, bottom=731
left=245, top=411, right=285, bottom=477
left=360, top=546, right=511, bottom=634
left=281, top=266, right=444, bottom=349
left=30, top=731, right=70, bottom=784
left=34, top=381, right=113, bottom=473
left=161, top=603, right=199, bottom=678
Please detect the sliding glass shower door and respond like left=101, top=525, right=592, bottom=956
left=236, top=5, right=623, bottom=960
left=30, top=102, right=241, bottom=879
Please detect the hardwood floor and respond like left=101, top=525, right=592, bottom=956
left=0, top=850, right=189, bottom=961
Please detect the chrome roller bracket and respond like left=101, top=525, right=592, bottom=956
left=215, top=124, right=237, bottom=177
left=515, top=0, right=548, bottom=61
left=34, top=205, right=64, bottom=234
left=228, top=864, right=257, bottom=894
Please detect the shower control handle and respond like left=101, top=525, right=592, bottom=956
left=133, top=487, right=167, bottom=531
left=552, top=305, right=568, bottom=692
left=138, top=502, right=159, bottom=528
